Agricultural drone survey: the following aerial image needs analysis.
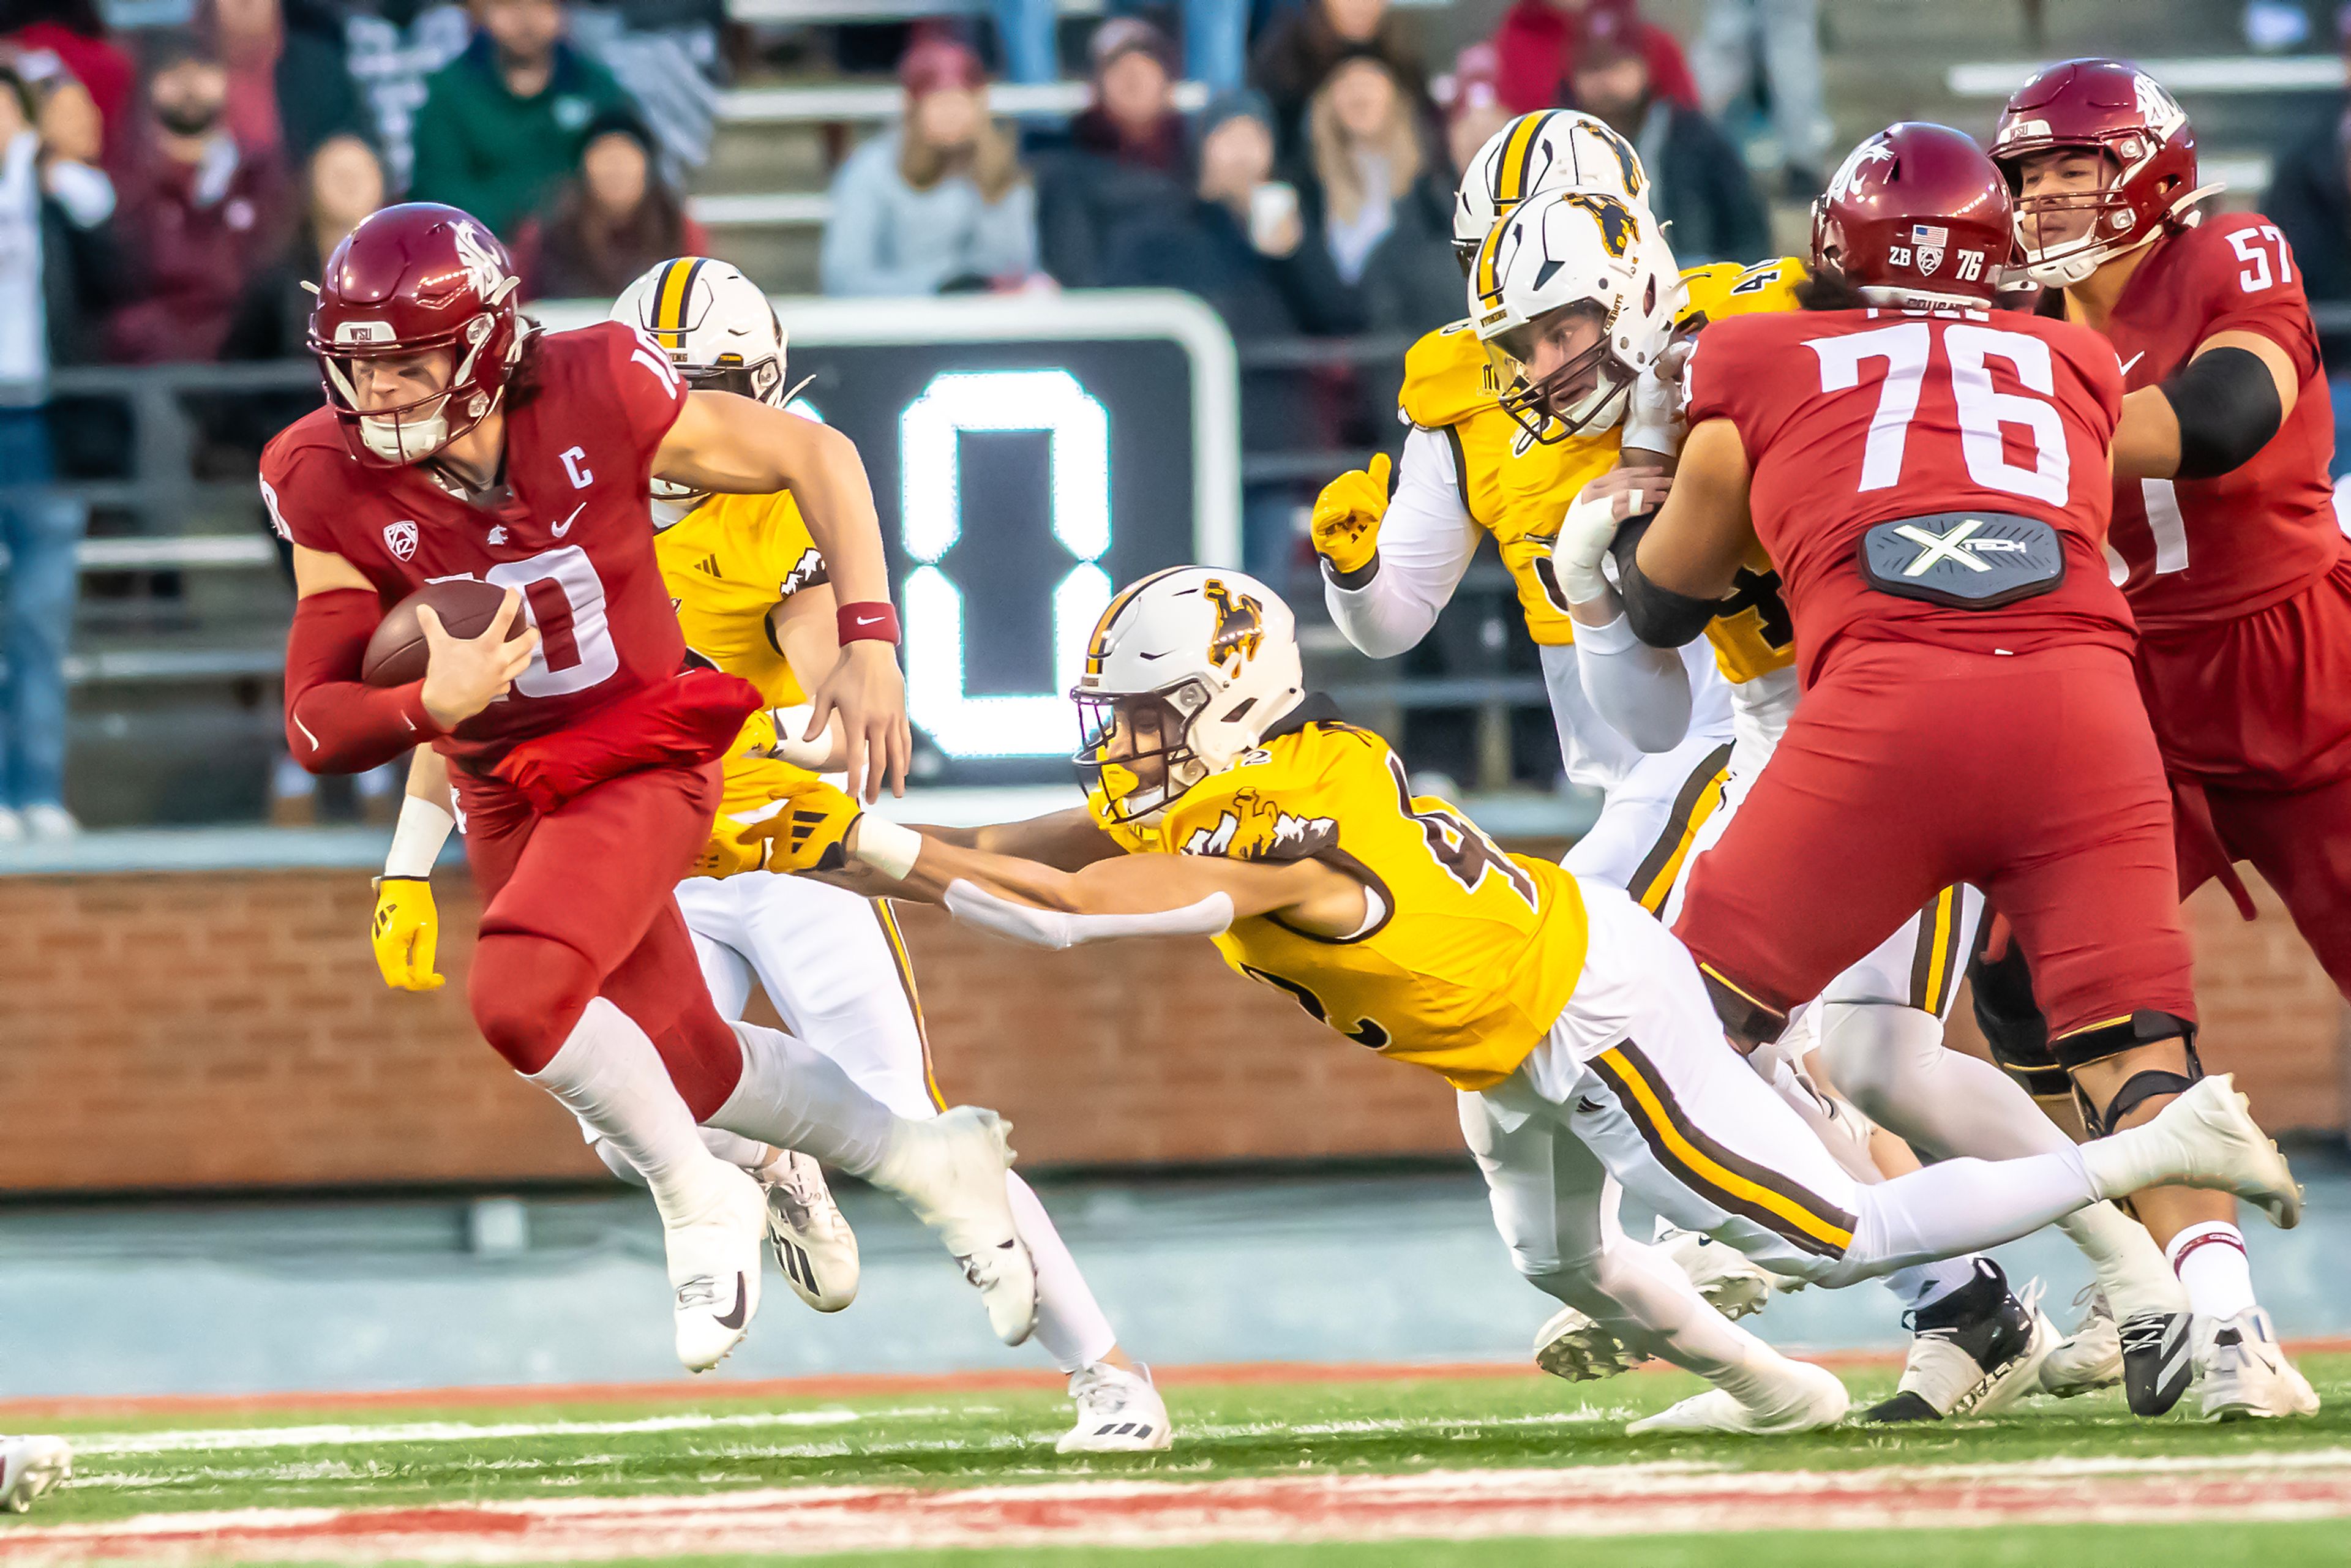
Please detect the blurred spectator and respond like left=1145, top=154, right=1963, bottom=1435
left=1250, top=0, right=1429, bottom=157
left=32, top=67, right=118, bottom=370
left=1569, top=4, right=1763, bottom=264
left=1690, top=0, right=1828, bottom=196
left=219, top=133, right=383, bottom=414
left=408, top=0, right=636, bottom=240
left=1036, top=17, right=1188, bottom=287
left=340, top=0, right=473, bottom=193
left=105, top=30, right=284, bottom=364
left=1295, top=53, right=1456, bottom=334
left=991, top=0, right=1250, bottom=92
left=0, top=0, right=131, bottom=146
left=1104, top=89, right=1354, bottom=579
left=1441, top=42, right=1508, bottom=178
left=2268, top=105, right=2351, bottom=306
left=1490, top=0, right=1696, bottom=118
left=514, top=110, right=703, bottom=298
left=0, top=61, right=111, bottom=838
left=201, top=0, right=370, bottom=168
left=820, top=37, right=1036, bottom=297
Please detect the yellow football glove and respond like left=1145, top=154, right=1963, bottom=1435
left=370, top=876, right=444, bottom=991
left=1310, top=452, right=1391, bottom=577
left=743, top=776, right=866, bottom=873
left=689, top=819, right=767, bottom=879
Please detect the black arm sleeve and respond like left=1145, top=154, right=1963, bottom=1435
left=1611, top=512, right=1722, bottom=648
left=2161, top=345, right=2284, bottom=479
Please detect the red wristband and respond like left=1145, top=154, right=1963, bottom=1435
left=838, top=601, right=901, bottom=646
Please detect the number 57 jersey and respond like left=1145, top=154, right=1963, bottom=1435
left=261, top=321, right=694, bottom=765
left=1684, top=306, right=2137, bottom=688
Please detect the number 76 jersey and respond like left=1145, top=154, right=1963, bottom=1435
left=261, top=321, right=694, bottom=765
left=1684, top=306, right=2138, bottom=687
left=1097, top=700, right=1590, bottom=1092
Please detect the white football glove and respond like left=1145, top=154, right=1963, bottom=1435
left=1554, top=478, right=1667, bottom=607
left=1621, top=339, right=1693, bottom=462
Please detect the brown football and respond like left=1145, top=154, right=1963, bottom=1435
left=361, top=578, right=531, bottom=688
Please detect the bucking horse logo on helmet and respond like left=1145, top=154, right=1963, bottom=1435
left=1202, top=579, right=1265, bottom=671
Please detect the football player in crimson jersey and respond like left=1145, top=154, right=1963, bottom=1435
left=1987, top=59, right=2334, bottom=1418
left=1584, top=124, right=2297, bottom=1420
left=267, top=203, right=1041, bottom=1372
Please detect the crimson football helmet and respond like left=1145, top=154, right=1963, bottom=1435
left=1810, top=123, right=2012, bottom=309
left=1990, top=59, right=2215, bottom=288
left=306, top=203, right=528, bottom=467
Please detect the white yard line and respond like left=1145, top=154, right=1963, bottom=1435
left=7, top=1453, right=2351, bottom=1564
left=70, top=1409, right=866, bottom=1457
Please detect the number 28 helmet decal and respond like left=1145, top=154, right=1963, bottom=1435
left=1469, top=186, right=1678, bottom=444
left=1073, top=567, right=1305, bottom=825
left=306, top=203, right=528, bottom=468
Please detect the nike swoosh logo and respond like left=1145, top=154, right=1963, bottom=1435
left=714, top=1274, right=749, bottom=1329
left=551, top=501, right=587, bottom=538
left=293, top=714, right=320, bottom=752
left=2119, top=351, right=2145, bottom=378
left=850, top=612, right=887, bottom=628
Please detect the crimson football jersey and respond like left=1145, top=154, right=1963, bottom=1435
left=1684, top=306, right=2135, bottom=686
left=262, top=320, right=691, bottom=763
left=2053, top=214, right=2343, bottom=634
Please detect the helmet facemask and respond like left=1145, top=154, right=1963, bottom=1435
left=318, top=309, right=509, bottom=467
left=2005, top=142, right=2164, bottom=287
left=1489, top=301, right=1629, bottom=445
left=1073, top=681, right=1217, bottom=825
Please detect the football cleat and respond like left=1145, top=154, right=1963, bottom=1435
left=873, top=1106, right=1038, bottom=1346
left=2143, top=1076, right=2302, bottom=1228
left=1534, top=1232, right=1775, bottom=1382
left=1627, top=1360, right=1849, bottom=1435
left=1862, top=1261, right=2057, bottom=1423
left=2198, top=1307, right=2320, bottom=1422
left=1532, top=1301, right=1649, bottom=1382
left=2039, top=1286, right=2123, bottom=1398
left=0, top=1436, right=69, bottom=1514
left=2121, top=1307, right=2197, bottom=1416
left=666, top=1165, right=768, bottom=1373
left=1057, top=1362, right=1174, bottom=1454
left=761, top=1150, right=859, bottom=1313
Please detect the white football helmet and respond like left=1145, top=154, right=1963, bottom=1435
left=1469, top=185, right=1678, bottom=444
left=612, top=256, right=787, bottom=502
left=1453, top=109, right=1652, bottom=269
left=1073, top=567, right=1305, bottom=825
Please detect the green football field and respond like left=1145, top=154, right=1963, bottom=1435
left=9, top=1354, right=2351, bottom=1565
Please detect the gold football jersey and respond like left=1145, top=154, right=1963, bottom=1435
left=1098, top=703, right=1589, bottom=1092
left=1400, top=324, right=1621, bottom=648
left=654, top=490, right=832, bottom=860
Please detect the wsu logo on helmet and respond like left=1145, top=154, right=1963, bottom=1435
left=1202, top=579, right=1265, bottom=669
left=382, top=520, right=419, bottom=561
left=452, top=221, right=508, bottom=297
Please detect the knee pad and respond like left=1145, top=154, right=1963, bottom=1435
left=2055, top=1015, right=2202, bottom=1136
left=469, top=933, right=599, bottom=1071
left=1965, top=933, right=2066, bottom=1099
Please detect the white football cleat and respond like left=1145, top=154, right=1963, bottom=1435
left=2199, top=1308, right=2320, bottom=1421
left=1627, top=1360, right=1848, bottom=1435
left=1532, top=1301, right=1648, bottom=1382
left=1657, top=1229, right=1778, bottom=1318
left=1, top=1436, right=70, bottom=1514
left=1057, top=1362, right=1174, bottom=1453
left=873, top=1106, right=1038, bottom=1346
left=2144, top=1076, right=2301, bottom=1228
left=761, top=1150, right=859, bottom=1313
left=2039, top=1286, right=2123, bottom=1398
left=667, top=1165, right=768, bottom=1373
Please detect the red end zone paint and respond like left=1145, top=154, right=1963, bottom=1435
left=6, top=1457, right=2350, bottom=1563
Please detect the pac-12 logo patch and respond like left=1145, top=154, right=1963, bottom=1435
left=383, top=520, right=419, bottom=561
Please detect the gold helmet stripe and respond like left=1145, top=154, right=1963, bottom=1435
left=650, top=256, right=709, bottom=350
left=1494, top=111, right=1555, bottom=212
left=1473, top=210, right=1513, bottom=312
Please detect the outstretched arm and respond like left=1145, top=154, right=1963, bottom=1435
left=655, top=389, right=909, bottom=802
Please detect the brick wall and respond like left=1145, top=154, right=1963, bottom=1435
left=0, top=863, right=2341, bottom=1195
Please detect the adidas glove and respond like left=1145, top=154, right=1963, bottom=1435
left=370, top=876, right=444, bottom=992
left=1310, top=452, right=1391, bottom=579
left=744, top=776, right=866, bottom=873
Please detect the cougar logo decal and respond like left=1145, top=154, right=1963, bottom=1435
left=1566, top=192, right=1640, bottom=259
left=452, top=221, right=509, bottom=298
left=1202, top=579, right=1265, bottom=669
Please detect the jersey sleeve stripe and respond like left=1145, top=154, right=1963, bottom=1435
left=1590, top=1042, right=1858, bottom=1256
left=1628, top=744, right=1732, bottom=913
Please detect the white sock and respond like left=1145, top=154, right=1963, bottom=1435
left=2061, top=1202, right=2187, bottom=1321
left=587, top=1125, right=777, bottom=1188
left=525, top=998, right=735, bottom=1225
left=2167, top=1220, right=2257, bottom=1319
left=1884, top=1256, right=1981, bottom=1314
left=1828, top=1148, right=2098, bottom=1286
left=1008, top=1174, right=1117, bottom=1372
left=705, top=1021, right=895, bottom=1177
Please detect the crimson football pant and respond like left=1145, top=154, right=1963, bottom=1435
left=456, top=758, right=743, bottom=1117
left=2138, top=555, right=2351, bottom=1000
left=1675, top=641, right=2197, bottom=1043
